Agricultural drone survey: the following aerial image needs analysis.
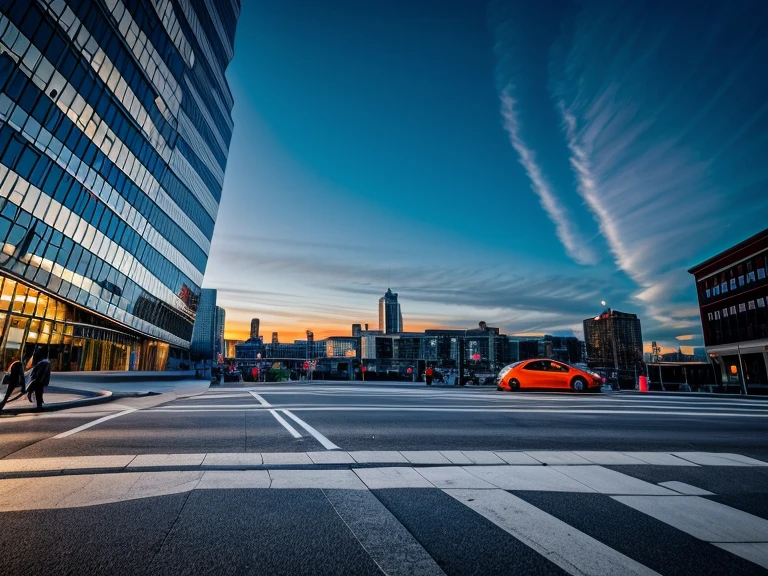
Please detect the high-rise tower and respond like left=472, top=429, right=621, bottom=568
left=378, top=288, right=402, bottom=334
left=0, top=1, right=240, bottom=371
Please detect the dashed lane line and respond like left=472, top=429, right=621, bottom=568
left=268, top=409, right=302, bottom=438
left=283, top=410, right=340, bottom=450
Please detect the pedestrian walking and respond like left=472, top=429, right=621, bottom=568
left=425, top=366, right=434, bottom=386
left=0, top=351, right=31, bottom=411
left=26, top=349, right=51, bottom=410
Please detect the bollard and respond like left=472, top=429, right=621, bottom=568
left=638, top=375, right=648, bottom=392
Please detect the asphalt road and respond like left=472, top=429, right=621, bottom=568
left=2, top=381, right=768, bottom=575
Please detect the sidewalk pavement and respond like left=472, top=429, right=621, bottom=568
left=1, top=373, right=210, bottom=415
left=0, top=385, right=112, bottom=415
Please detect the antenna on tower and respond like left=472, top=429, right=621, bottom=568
left=388, top=266, right=390, bottom=289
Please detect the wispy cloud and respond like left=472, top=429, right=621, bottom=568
left=546, top=0, right=768, bottom=336
left=499, top=87, right=598, bottom=266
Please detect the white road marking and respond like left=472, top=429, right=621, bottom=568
left=613, top=495, right=768, bottom=542
left=552, top=466, right=677, bottom=495
left=323, top=489, right=446, bottom=576
left=714, top=543, right=768, bottom=569
left=282, top=410, right=340, bottom=450
left=657, top=481, right=714, bottom=496
left=144, top=407, right=768, bottom=417
left=268, top=409, right=302, bottom=438
left=446, top=488, right=660, bottom=576
left=53, top=408, right=137, bottom=438
left=248, top=391, right=271, bottom=406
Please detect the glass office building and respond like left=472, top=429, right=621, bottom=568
left=0, top=0, right=239, bottom=370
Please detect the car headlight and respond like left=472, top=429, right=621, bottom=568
left=497, top=365, right=513, bottom=380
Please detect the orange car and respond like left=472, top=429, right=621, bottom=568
left=496, top=359, right=602, bottom=392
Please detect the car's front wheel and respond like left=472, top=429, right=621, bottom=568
left=571, top=377, right=587, bottom=392
left=509, top=378, right=520, bottom=391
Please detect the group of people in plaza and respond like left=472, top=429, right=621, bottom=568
left=0, top=349, right=51, bottom=411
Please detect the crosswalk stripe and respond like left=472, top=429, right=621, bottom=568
left=612, top=495, right=768, bottom=543
left=446, top=488, right=660, bottom=576
left=713, top=543, right=768, bottom=569
left=323, top=489, right=446, bottom=575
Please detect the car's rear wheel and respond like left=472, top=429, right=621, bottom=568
left=571, top=377, right=587, bottom=392
left=509, top=378, right=520, bottom=391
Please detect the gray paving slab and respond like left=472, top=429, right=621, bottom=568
left=415, top=466, right=496, bottom=489
left=400, top=451, right=452, bottom=465
left=268, top=469, right=366, bottom=489
left=261, top=452, right=313, bottom=465
left=552, top=466, right=677, bottom=495
left=197, top=471, right=271, bottom=489
left=128, top=453, right=206, bottom=467
left=354, top=467, right=434, bottom=489
left=202, top=453, right=263, bottom=467
left=349, top=451, right=409, bottom=464
left=307, top=451, right=355, bottom=464
left=463, top=465, right=596, bottom=492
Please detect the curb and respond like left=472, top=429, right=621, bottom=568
left=1, top=388, right=114, bottom=415
left=615, top=389, right=754, bottom=399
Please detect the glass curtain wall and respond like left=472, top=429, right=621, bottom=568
left=0, top=273, right=167, bottom=372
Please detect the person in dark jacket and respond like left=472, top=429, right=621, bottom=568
left=0, top=351, right=31, bottom=410
left=26, top=349, right=51, bottom=409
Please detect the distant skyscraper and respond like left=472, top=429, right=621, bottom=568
left=214, top=306, right=225, bottom=360
left=583, top=309, right=643, bottom=372
left=352, top=323, right=362, bottom=337
left=378, top=289, right=403, bottom=334
left=191, top=289, right=219, bottom=361
left=250, top=318, right=260, bottom=340
left=272, top=332, right=279, bottom=344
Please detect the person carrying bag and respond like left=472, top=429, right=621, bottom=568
left=26, top=349, right=51, bottom=410
left=0, top=351, right=32, bottom=411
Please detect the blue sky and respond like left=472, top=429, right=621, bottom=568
left=206, top=0, right=768, bottom=349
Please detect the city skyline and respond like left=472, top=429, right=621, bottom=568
left=208, top=0, right=768, bottom=353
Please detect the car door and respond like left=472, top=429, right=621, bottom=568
left=521, top=361, right=546, bottom=388
left=537, top=361, right=559, bottom=389
left=548, top=362, right=571, bottom=389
